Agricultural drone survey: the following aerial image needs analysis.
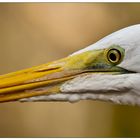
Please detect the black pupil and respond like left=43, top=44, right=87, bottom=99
left=109, top=53, right=117, bottom=61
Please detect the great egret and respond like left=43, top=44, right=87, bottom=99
left=0, top=24, right=140, bottom=106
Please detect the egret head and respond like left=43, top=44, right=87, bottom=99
left=1, top=24, right=140, bottom=106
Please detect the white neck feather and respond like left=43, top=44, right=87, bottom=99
left=20, top=73, right=140, bottom=106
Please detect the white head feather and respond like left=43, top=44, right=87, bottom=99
left=72, top=24, right=140, bottom=73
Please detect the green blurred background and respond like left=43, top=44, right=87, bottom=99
left=0, top=3, right=140, bottom=138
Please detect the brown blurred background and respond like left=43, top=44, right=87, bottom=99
left=0, top=3, right=140, bottom=138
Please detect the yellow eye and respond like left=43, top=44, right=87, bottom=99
left=107, top=49, right=121, bottom=64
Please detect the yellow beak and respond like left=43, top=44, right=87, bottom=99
left=0, top=45, right=126, bottom=103
left=0, top=50, right=96, bottom=102
left=0, top=59, right=81, bottom=102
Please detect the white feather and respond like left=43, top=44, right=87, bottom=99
left=20, top=74, right=140, bottom=106
left=72, top=24, right=140, bottom=73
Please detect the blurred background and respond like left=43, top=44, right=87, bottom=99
left=0, top=3, right=140, bottom=138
